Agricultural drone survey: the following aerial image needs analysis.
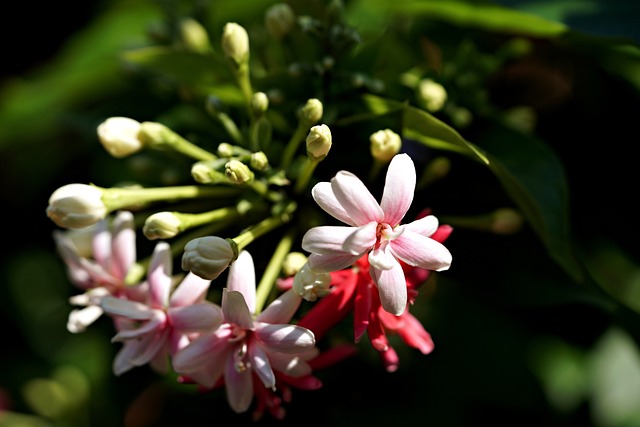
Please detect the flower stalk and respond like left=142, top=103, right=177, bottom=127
left=254, top=227, right=296, bottom=314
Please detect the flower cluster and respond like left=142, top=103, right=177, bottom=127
left=42, top=4, right=473, bottom=421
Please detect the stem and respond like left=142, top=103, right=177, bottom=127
left=101, top=185, right=240, bottom=212
left=294, top=157, right=319, bottom=194
left=176, top=206, right=238, bottom=231
left=232, top=210, right=292, bottom=251
left=254, top=227, right=296, bottom=314
left=280, top=122, right=309, bottom=171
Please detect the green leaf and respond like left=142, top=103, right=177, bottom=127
left=361, top=94, right=582, bottom=281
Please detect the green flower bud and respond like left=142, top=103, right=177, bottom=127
left=250, top=91, right=269, bottom=117
left=97, top=117, right=143, bottom=158
left=217, top=142, right=235, bottom=157
left=306, top=124, right=332, bottom=160
left=250, top=151, right=269, bottom=171
left=179, top=17, right=211, bottom=53
left=292, top=262, right=331, bottom=301
left=221, top=22, right=249, bottom=66
left=282, top=252, right=308, bottom=277
left=298, top=98, right=323, bottom=125
left=265, top=2, right=296, bottom=40
left=491, top=208, right=524, bottom=235
left=46, top=184, right=108, bottom=229
left=418, top=78, right=448, bottom=112
left=143, top=211, right=182, bottom=240
left=370, top=129, right=402, bottom=162
left=225, top=160, right=254, bottom=184
left=182, top=236, right=236, bottom=280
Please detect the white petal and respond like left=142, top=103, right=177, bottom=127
left=148, top=242, right=172, bottom=308
left=302, top=224, right=376, bottom=256
left=311, top=181, right=357, bottom=226
left=67, top=306, right=104, bottom=333
left=225, top=346, right=254, bottom=413
left=100, top=296, right=154, bottom=320
left=368, top=242, right=396, bottom=270
left=222, top=289, right=254, bottom=330
left=249, top=344, right=276, bottom=389
left=404, top=215, right=439, bottom=236
left=169, top=272, right=211, bottom=307
left=307, top=253, right=361, bottom=273
left=389, top=229, right=452, bottom=271
left=169, top=303, right=224, bottom=332
left=226, top=250, right=256, bottom=314
left=331, top=171, right=384, bottom=225
left=380, top=153, right=415, bottom=226
left=257, top=289, right=301, bottom=324
left=370, top=261, right=407, bottom=316
left=254, top=323, right=315, bottom=353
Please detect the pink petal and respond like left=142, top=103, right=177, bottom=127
left=368, top=242, right=396, bottom=270
left=307, top=253, right=362, bottom=273
left=389, top=229, right=452, bottom=271
left=222, top=290, right=254, bottom=330
left=370, top=261, right=407, bottom=316
left=254, top=323, right=316, bottom=353
left=404, top=215, right=439, bottom=236
left=302, top=224, right=376, bottom=256
left=311, top=181, right=357, bottom=226
left=169, top=272, right=211, bottom=307
left=92, top=219, right=111, bottom=269
left=249, top=343, right=276, bottom=389
left=331, top=171, right=384, bottom=225
left=225, top=346, right=254, bottom=413
left=113, top=341, right=138, bottom=375
left=148, top=242, right=172, bottom=308
left=172, top=328, right=231, bottom=373
left=396, top=313, right=434, bottom=354
left=129, top=328, right=170, bottom=366
left=111, top=310, right=165, bottom=341
left=111, top=211, right=136, bottom=280
left=268, top=353, right=312, bottom=377
left=169, top=303, right=223, bottom=332
left=100, top=296, right=154, bottom=320
left=380, top=154, right=416, bottom=226
left=257, top=289, right=301, bottom=324
left=226, top=251, right=256, bottom=314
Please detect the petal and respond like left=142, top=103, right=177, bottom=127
left=172, top=328, right=232, bottom=373
left=67, top=305, right=104, bottom=333
left=257, top=289, right=301, bottom=324
left=112, top=341, right=138, bottom=375
left=169, top=272, right=211, bottom=307
left=331, top=171, right=384, bottom=225
left=222, top=289, right=254, bottom=330
left=225, top=346, right=254, bottom=413
left=254, top=323, right=315, bottom=353
left=368, top=242, right=396, bottom=270
left=169, top=302, right=224, bottom=332
left=311, top=181, right=357, bottom=226
left=249, top=343, right=275, bottom=389
left=100, top=296, right=154, bottom=320
left=389, top=229, right=452, bottom=271
left=111, top=310, right=165, bottom=341
left=404, top=215, right=439, bottom=236
left=268, top=353, right=312, bottom=377
left=226, top=250, right=256, bottom=314
left=380, top=153, right=416, bottom=226
left=302, top=224, right=376, bottom=256
left=148, top=242, right=172, bottom=308
left=370, top=261, right=407, bottom=316
left=111, top=211, right=137, bottom=280
left=307, top=253, right=362, bottom=273
left=353, top=272, right=373, bottom=342
left=396, top=312, right=434, bottom=354
left=129, top=328, right=170, bottom=366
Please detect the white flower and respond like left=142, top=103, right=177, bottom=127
left=292, top=262, right=331, bottom=302
left=97, top=117, right=143, bottom=158
left=46, top=184, right=108, bottom=229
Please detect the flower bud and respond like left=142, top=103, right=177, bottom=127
left=298, top=98, right=323, bottom=125
left=293, top=262, right=331, bottom=301
left=306, top=124, right=332, bottom=160
left=250, top=151, right=269, bottom=171
left=143, top=211, right=182, bottom=240
left=46, top=184, right=108, bottom=229
left=369, top=129, right=402, bottom=162
left=250, top=91, right=269, bottom=117
left=418, top=78, right=447, bottom=112
left=97, top=117, right=143, bottom=158
left=265, top=3, right=296, bottom=40
left=182, top=236, right=237, bottom=280
left=225, top=160, right=254, bottom=184
left=217, top=142, right=234, bottom=157
left=490, top=208, right=524, bottom=235
left=221, top=22, right=249, bottom=66
left=282, top=252, right=308, bottom=277
left=179, top=17, right=211, bottom=53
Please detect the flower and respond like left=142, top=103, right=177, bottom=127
left=181, top=236, right=237, bottom=280
left=100, top=241, right=223, bottom=375
left=292, top=262, right=331, bottom=301
left=301, top=153, right=452, bottom=315
left=47, top=184, right=108, bottom=229
left=172, top=250, right=316, bottom=414
left=96, top=117, right=143, bottom=158
left=53, top=211, right=145, bottom=333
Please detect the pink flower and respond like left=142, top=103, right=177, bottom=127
left=172, top=250, right=316, bottom=414
left=53, top=210, right=147, bottom=333
left=100, top=241, right=223, bottom=375
left=299, top=223, right=453, bottom=372
left=301, top=153, right=452, bottom=315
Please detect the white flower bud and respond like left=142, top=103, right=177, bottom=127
left=265, top=3, right=296, bottom=40
left=299, top=98, right=323, bottom=125
left=250, top=151, right=269, bottom=171
left=221, top=22, right=249, bottom=66
left=143, top=212, right=182, bottom=240
left=225, top=160, right=254, bottom=184
left=282, top=252, right=308, bottom=277
left=418, top=79, right=447, bottom=112
left=251, top=92, right=269, bottom=117
left=306, top=124, right=332, bottom=161
left=97, top=117, right=143, bottom=158
left=46, top=184, right=108, bottom=229
left=370, top=129, right=402, bottom=162
left=179, top=17, right=211, bottom=53
left=293, top=262, right=331, bottom=301
left=182, top=236, right=237, bottom=280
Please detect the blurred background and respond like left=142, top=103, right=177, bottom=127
left=1, top=0, right=640, bottom=426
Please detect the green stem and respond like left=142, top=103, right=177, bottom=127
left=232, top=209, right=292, bottom=251
left=294, top=157, right=319, bottom=194
left=280, top=122, right=309, bottom=171
left=254, top=227, right=297, bottom=314
left=176, top=206, right=238, bottom=231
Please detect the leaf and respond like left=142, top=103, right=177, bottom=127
left=361, top=94, right=582, bottom=281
